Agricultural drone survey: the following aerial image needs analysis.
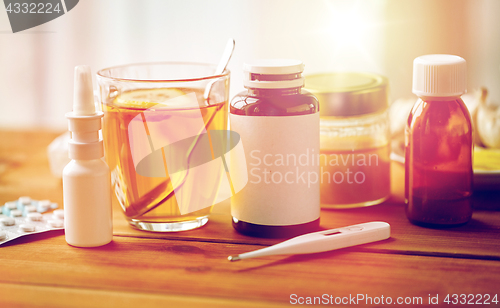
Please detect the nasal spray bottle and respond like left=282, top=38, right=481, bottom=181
left=63, top=65, right=113, bottom=247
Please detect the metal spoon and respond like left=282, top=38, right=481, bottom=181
left=204, top=38, right=235, bottom=102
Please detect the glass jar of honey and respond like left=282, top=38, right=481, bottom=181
left=304, top=72, right=391, bottom=209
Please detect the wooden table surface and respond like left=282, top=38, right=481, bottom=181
left=1, top=130, right=499, bottom=307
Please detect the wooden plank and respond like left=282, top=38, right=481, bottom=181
left=112, top=199, right=500, bottom=259
left=0, top=283, right=290, bottom=308
left=1, top=235, right=499, bottom=305
left=0, top=130, right=63, bottom=205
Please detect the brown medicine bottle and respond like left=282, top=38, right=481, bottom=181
left=230, top=59, right=320, bottom=238
left=405, top=54, right=473, bottom=227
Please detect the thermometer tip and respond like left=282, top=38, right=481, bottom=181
left=228, top=255, right=241, bottom=262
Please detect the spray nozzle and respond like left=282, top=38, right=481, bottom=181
left=73, top=65, right=96, bottom=116
left=66, top=65, right=104, bottom=160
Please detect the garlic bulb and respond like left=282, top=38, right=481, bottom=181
left=476, top=88, right=500, bottom=148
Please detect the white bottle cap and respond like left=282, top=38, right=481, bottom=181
left=243, top=59, right=305, bottom=89
left=412, top=54, right=467, bottom=97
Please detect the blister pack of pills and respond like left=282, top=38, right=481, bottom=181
left=0, top=197, right=64, bottom=246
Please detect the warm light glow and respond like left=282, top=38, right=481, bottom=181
left=326, top=2, right=371, bottom=47
left=320, top=0, right=386, bottom=72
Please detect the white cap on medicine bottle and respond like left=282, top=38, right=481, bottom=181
left=243, top=59, right=305, bottom=89
left=412, top=54, right=466, bottom=98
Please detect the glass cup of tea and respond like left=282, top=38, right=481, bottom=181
left=97, top=62, right=230, bottom=232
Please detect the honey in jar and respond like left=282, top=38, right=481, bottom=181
left=305, top=72, right=391, bottom=209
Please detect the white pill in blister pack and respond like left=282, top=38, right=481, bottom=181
left=53, top=209, right=64, bottom=220
left=27, top=212, right=43, bottom=221
left=1, top=197, right=58, bottom=218
left=10, top=210, right=23, bottom=217
left=0, top=198, right=63, bottom=246
left=24, top=205, right=37, bottom=213
left=38, top=200, right=50, bottom=211
left=19, top=224, right=35, bottom=232
left=48, top=219, right=64, bottom=228
left=19, top=196, right=31, bottom=205
left=1, top=217, right=15, bottom=226
left=5, top=202, right=17, bottom=211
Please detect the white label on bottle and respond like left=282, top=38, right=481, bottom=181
left=230, top=112, right=320, bottom=226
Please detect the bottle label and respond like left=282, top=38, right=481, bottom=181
left=230, top=113, right=320, bottom=225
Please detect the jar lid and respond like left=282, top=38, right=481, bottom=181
left=304, top=72, right=388, bottom=117
left=243, top=59, right=305, bottom=89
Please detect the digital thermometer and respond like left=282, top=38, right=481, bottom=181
left=228, top=221, right=390, bottom=261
